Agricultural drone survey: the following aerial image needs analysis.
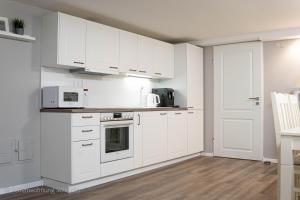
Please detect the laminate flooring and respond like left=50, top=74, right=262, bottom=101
left=0, top=156, right=277, bottom=200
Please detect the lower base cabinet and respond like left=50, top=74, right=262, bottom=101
left=187, top=110, right=204, bottom=154
left=72, top=139, right=100, bottom=183
left=140, top=111, right=168, bottom=166
left=136, top=110, right=203, bottom=167
left=167, top=111, right=188, bottom=159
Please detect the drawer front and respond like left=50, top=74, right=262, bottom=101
left=71, top=139, right=100, bottom=184
left=72, top=126, right=100, bottom=141
left=71, top=113, right=100, bottom=126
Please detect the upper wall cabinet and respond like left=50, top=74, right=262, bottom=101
left=42, top=12, right=87, bottom=68
left=86, top=21, right=119, bottom=74
left=162, top=43, right=203, bottom=109
left=138, top=35, right=155, bottom=75
left=119, top=30, right=139, bottom=73
left=153, top=41, right=174, bottom=78
left=42, top=12, right=174, bottom=79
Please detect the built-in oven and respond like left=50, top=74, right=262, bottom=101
left=100, top=112, right=134, bottom=163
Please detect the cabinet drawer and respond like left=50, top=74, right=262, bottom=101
left=71, top=139, right=100, bottom=184
left=71, top=113, right=100, bottom=126
left=72, top=126, right=100, bottom=141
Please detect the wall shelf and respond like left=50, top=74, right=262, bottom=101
left=0, top=30, right=35, bottom=42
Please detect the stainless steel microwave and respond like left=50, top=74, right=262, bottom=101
left=42, top=86, right=84, bottom=108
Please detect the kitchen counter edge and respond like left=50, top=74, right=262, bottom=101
left=40, top=107, right=188, bottom=113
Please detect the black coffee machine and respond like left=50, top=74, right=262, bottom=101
left=152, top=88, right=175, bottom=107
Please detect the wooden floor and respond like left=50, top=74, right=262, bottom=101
left=0, top=156, right=277, bottom=200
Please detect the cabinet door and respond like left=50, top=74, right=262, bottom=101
left=187, top=45, right=204, bottom=109
left=138, top=35, right=155, bottom=75
left=86, top=21, right=119, bottom=74
left=71, top=139, right=100, bottom=183
left=167, top=111, right=188, bottom=159
left=187, top=110, right=204, bottom=154
left=58, top=13, right=86, bottom=68
left=153, top=41, right=174, bottom=78
left=119, top=30, right=139, bottom=73
left=141, top=112, right=168, bottom=166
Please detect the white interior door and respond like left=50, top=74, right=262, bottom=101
left=214, top=42, right=263, bottom=160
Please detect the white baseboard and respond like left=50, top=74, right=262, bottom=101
left=263, top=157, right=278, bottom=164
left=44, top=153, right=201, bottom=193
left=0, top=180, right=43, bottom=195
left=200, top=152, right=214, bottom=157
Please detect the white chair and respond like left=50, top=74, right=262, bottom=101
left=271, top=92, right=300, bottom=149
left=271, top=92, right=300, bottom=200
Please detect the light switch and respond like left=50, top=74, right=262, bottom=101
left=0, top=140, right=12, bottom=164
left=18, top=139, right=33, bottom=161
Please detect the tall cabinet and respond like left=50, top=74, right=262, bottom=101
left=162, top=43, right=204, bottom=153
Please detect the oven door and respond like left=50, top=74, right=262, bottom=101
left=100, top=120, right=134, bottom=163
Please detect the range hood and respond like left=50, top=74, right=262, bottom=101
left=70, top=68, right=118, bottom=76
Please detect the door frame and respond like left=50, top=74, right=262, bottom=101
left=213, top=41, right=264, bottom=161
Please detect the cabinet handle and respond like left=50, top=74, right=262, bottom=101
left=138, top=114, right=141, bottom=125
left=82, top=142, right=93, bottom=147
left=129, top=69, right=137, bottom=72
left=154, top=72, right=162, bottom=75
left=188, top=112, right=194, bottom=114
left=109, top=66, right=118, bottom=69
left=74, top=61, right=84, bottom=65
left=188, top=107, right=194, bottom=109
left=160, top=113, right=167, bottom=116
left=175, top=113, right=182, bottom=115
left=82, top=115, right=93, bottom=119
left=82, top=129, right=93, bottom=133
left=139, top=70, right=147, bottom=73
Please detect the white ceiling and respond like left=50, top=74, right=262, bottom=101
left=12, top=0, right=300, bottom=43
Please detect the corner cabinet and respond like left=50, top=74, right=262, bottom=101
left=42, top=12, right=87, bottom=68
left=162, top=43, right=203, bottom=109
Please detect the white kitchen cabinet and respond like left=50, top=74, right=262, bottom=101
left=42, top=12, right=86, bottom=68
left=41, top=113, right=100, bottom=184
left=72, top=139, right=100, bottom=183
left=187, top=110, right=204, bottom=154
left=167, top=111, right=188, bottom=159
left=138, top=35, right=155, bottom=75
left=153, top=41, right=174, bottom=78
left=186, top=44, right=203, bottom=109
left=162, top=43, right=203, bottom=109
left=119, top=30, right=139, bottom=73
left=140, top=111, right=168, bottom=166
left=86, top=21, right=119, bottom=74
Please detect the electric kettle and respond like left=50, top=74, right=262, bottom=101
left=146, top=93, right=160, bottom=108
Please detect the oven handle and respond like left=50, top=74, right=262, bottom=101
left=101, top=121, right=133, bottom=127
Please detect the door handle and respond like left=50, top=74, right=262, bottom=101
left=248, top=97, right=260, bottom=101
left=138, top=114, right=141, bottom=126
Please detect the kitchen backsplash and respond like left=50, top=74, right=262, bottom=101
left=41, top=67, right=159, bottom=108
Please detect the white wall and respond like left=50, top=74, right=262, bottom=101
left=0, top=0, right=47, bottom=188
left=41, top=67, right=158, bottom=108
